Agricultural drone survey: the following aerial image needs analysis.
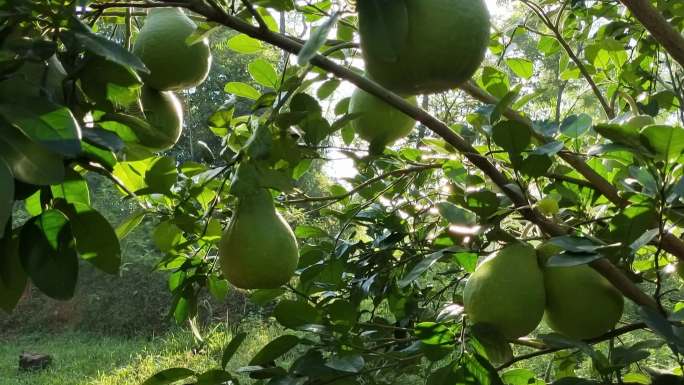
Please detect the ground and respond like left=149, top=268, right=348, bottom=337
left=0, top=323, right=284, bottom=385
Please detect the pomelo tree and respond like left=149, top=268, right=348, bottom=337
left=1, top=0, right=684, bottom=384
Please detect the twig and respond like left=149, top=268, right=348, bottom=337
left=239, top=0, right=268, bottom=30
left=90, top=2, right=187, bottom=10
left=519, top=0, right=615, bottom=118
left=458, top=80, right=684, bottom=265
left=285, top=164, right=440, bottom=203
left=497, top=322, right=648, bottom=370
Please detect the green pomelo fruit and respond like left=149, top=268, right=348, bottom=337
left=463, top=243, right=546, bottom=339
left=132, top=86, right=183, bottom=150
left=537, top=197, right=559, bottom=216
left=219, top=189, right=299, bottom=289
left=79, top=55, right=142, bottom=109
left=358, top=0, right=490, bottom=95
left=348, top=87, right=416, bottom=152
left=133, top=7, right=211, bottom=91
left=543, top=265, right=624, bottom=340
left=0, top=55, right=66, bottom=103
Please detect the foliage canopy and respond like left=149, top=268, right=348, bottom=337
left=2, top=0, right=684, bottom=384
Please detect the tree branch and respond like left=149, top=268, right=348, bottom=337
left=498, top=322, right=648, bottom=370
left=620, top=0, right=684, bottom=69
left=285, top=164, right=441, bottom=204
left=458, top=80, right=684, bottom=267
left=165, top=0, right=658, bottom=310
left=239, top=0, right=268, bottom=30
left=520, top=0, right=615, bottom=118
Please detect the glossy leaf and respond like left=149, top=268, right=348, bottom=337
left=19, top=210, right=78, bottom=300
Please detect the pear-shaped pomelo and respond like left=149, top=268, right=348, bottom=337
left=464, top=243, right=546, bottom=339
left=543, top=264, right=624, bottom=340
left=348, top=87, right=416, bottom=152
left=219, top=189, right=299, bottom=289
left=132, top=86, right=183, bottom=150
left=133, top=7, right=211, bottom=91
left=358, top=0, right=490, bottom=95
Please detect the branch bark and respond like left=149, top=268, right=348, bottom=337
left=620, top=0, right=684, bottom=69
left=151, top=0, right=659, bottom=310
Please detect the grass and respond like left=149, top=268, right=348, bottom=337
left=0, top=320, right=284, bottom=385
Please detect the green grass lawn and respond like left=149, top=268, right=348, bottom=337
left=0, top=321, right=284, bottom=385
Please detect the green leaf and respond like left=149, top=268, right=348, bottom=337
left=273, top=300, right=319, bottom=328
left=208, top=275, right=229, bottom=300
left=0, top=233, right=27, bottom=313
left=226, top=34, right=263, bottom=54
left=505, top=58, right=534, bottom=79
left=225, top=82, right=261, bottom=100
left=58, top=202, right=121, bottom=274
left=248, top=58, right=279, bottom=89
left=142, top=368, right=196, bottom=385
left=471, top=323, right=513, bottom=366
left=222, top=332, right=247, bottom=368
left=398, top=248, right=458, bottom=288
left=0, top=99, right=81, bottom=157
left=317, top=79, right=341, bottom=100
left=294, top=225, right=329, bottom=239
left=0, top=159, right=13, bottom=237
left=0, top=123, right=64, bottom=185
left=594, top=123, right=643, bottom=149
left=153, top=221, right=184, bottom=252
left=326, top=354, right=364, bottom=373
left=196, top=370, right=232, bottom=385
left=249, top=335, right=300, bottom=366
left=436, top=202, right=477, bottom=226
left=480, top=66, right=510, bottom=99
left=640, top=125, right=684, bottom=163
left=492, top=120, right=531, bottom=154
left=142, top=156, right=177, bottom=195
left=501, top=369, right=544, bottom=385
left=68, top=17, right=148, bottom=73
left=19, top=209, right=78, bottom=300
left=51, top=168, right=90, bottom=206
left=115, top=210, right=146, bottom=239
left=298, top=13, right=339, bottom=65
left=560, top=114, right=592, bottom=138
left=415, top=322, right=455, bottom=345
left=462, top=353, right=504, bottom=385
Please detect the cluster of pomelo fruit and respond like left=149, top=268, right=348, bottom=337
left=82, top=7, right=212, bottom=151
left=464, top=243, right=624, bottom=340
left=349, top=0, right=491, bottom=152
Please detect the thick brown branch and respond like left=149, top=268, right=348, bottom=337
left=620, top=0, right=684, bottom=69
left=163, top=0, right=657, bottom=310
